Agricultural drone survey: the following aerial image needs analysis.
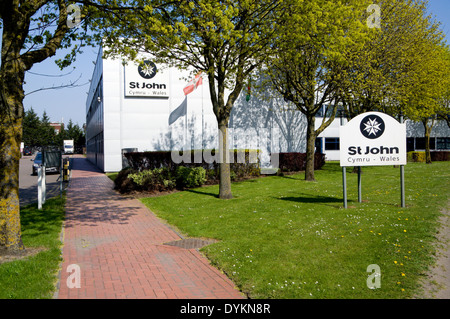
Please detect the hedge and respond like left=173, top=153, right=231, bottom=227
left=115, top=150, right=326, bottom=194
left=407, top=151, right=450, bottom=162
left=274, top=152, right=326, bottom=172
left=115, top=150, right=260, bottom=194
left=123, top=149, right=261, bottom=180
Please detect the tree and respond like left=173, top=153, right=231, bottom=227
left=337, top=0, right=449, bottom=164
left=338, top=0, right=416, bottom=119
left=22, top=107, right=41, bottom=148
left=0, top=0, right=125, bottom=252
left=265, top=0, right=371, bottom=181
left=65, top=119, right=85, bottom=152
left=403, top=43, right=450, bottom=163
left=96, top=0, right=284, bottom=199
left=40, top=110, right=58, bottom=146
left=339, top=0, right=447, bottom=119
left=22, top=109, right=86, bottom=150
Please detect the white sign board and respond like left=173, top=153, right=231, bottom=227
left=340, top=112, right=406, bottom=167
left=124, top=60, right=169, bottom=97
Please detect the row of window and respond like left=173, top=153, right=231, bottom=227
left=407, top=137, right=450, bottom=151
left=316, top=137, right=450, bottom=152
left=86, top=77, right=103, bottom=126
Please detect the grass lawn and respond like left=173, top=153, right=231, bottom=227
left=106, top=172, right=119, bottom=182
left=0, top=196, right=65, bottom=299
left=141, top=162, right=449, bottom=299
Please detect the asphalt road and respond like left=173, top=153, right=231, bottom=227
left=19, top=154, right=70, bottom=206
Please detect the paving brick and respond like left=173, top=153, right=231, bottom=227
left=57, top=157, right=244, bottom=299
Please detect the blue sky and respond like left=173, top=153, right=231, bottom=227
left=21, top=0, right=450, bottom=127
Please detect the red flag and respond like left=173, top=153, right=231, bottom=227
left=183, top=72, right=203, bottom=95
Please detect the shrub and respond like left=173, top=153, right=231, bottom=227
left=123, top=149, right=261, bottom=181
left=431, top=151, right=449, bottom=161
left=275, top=152, right=326, bottom=172
left=407, top=151, right=426, bottom=162
left=407, top=151, right=449, bottom=162
left=128, top=170, right=153, bottom=186
left=150, top=167, right=176, bottom=191
left=176, top=166, right=207, bottom=189
left=118, top=167, right=176, bottom=193
left=114, top=167, right=138, bottom=194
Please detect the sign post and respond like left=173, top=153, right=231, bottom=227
left=340, top=112, right=407, bottom=208
left=340, top=115, right=348, bottom=209
left=358, top=166, right=362, bottom=203
left=38, top=166, right=43, bottom=210
left=399, top=112, right=406, bottom=208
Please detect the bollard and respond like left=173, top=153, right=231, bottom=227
left=63, top=159, right=70, bottom=181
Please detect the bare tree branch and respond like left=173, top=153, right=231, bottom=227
left=24, top=73, right=88, bottom=96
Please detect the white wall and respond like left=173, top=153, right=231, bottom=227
left=86, top=49, right=450, bottom=172
left=97, top=54, right=220, bottom=172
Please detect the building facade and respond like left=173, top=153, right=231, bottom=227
left=86, top=48, right=450, bottom=172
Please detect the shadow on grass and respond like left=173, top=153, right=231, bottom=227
left=278, top=174, right=303, bottom=180
left=184, top=188, right=219, bottom=198
left=276, top=193, right=350, bottom=207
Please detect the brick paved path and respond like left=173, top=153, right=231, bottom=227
left=56, top=157, right=243, bottom=299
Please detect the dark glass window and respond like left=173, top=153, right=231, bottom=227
left=437, top=137, right=450, bottom=150
left=325, top=137, right=340, bottom=151
left=415, top=137, right=436, bottom=150
left=407, top=138, right=415, bottom=152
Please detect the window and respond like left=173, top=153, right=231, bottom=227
left=437, top=138, right=450, bottom=150
left=325, top=137, right=340, bottom=151
left=407, top=138, right=415, bottom=152
left=315, top=106, right=324, bottom=117
left=315, top=137, right=323, bottom=153
left=415, top=137, right=436, bottom=150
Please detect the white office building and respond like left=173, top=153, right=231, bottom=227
left=85, top=47, right=450, bottom=172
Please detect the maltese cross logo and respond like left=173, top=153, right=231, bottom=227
left=360, top=115, right=385, bottom=139
left=138, top=60, right=157, bottom=79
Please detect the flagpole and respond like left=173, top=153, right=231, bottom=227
left=185, top=98, right=188, bottom=149
left=169, top=68, right=172, bottom=150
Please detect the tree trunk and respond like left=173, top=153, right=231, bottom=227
left=424, top=122, right=432, bottom=164
left=218, top=123, right=233, bottom=199
left=0, top=0, right=70, bottom=252
left=0, top=80, right=25, bottom=252
left=305, top=115, right=316, bottom=182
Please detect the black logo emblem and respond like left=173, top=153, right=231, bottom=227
left=138, top=60, right=157, bottom=79
left=360, top=114, right=385, bottom=139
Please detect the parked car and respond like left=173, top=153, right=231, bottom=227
left=32, top=152, right=59, bottom=175
left=23, top=147, right=32, bottom=156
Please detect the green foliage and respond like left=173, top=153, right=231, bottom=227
left=22, top=108, right=85, bottom=150
left=127, top=167, right=176, bottom=192
left=339, top=0, right=450, bottom=121
left=22, top=107, right=42, bottom=147
left=407, top=151, right=426, bottom=163
left=127, top=170, right=154, bottom=186
left=95, top=0, right=284, bottom=198
left=126, top=166, right=207, bottom=191
left=22, top=108, right=58, bottom=148
left=263, top=0, right=372, bottom=181
left=175, top=166, right=207, bottom=189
